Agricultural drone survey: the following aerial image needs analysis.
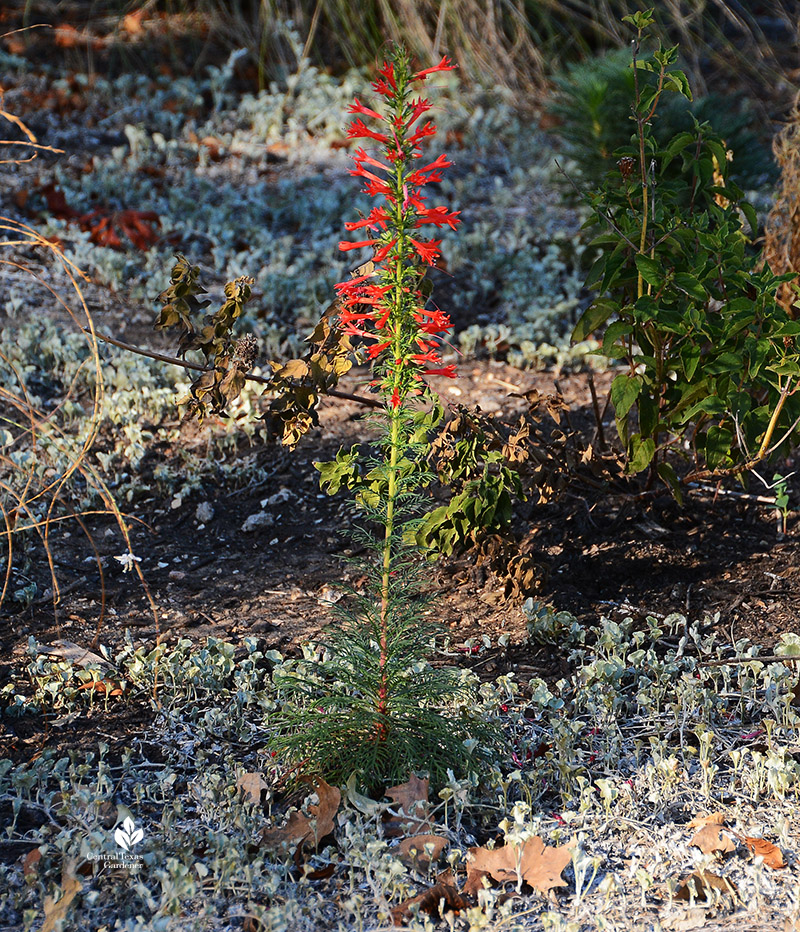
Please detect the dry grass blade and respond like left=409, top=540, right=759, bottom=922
left=0, top=104, right=159, bottom=649
left=765, top=89, right=800, bottom=315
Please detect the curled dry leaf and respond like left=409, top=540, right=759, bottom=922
left=260, top=778, right=340, bottom=852
left=467, top=836, right=575, bottom=894
left=738, top=836, right=786, bottom=869
left=384, top=774, right=432, bottom=837
left=675, top=870, right=737, bottom=903
left=686, top=811, right=726, bottom=830
left=390, top=871, right=467, bottom=927
left=396, top=834, right=448, bottom=873
left=237, top=772, right=269, bottom=807
left=689, top=824, right=735, bottom=856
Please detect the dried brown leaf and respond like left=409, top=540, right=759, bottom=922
left=467, top=836, right=574, bottom=894
left=384, top=774, right=432, bottom=837
left=21, top=848, right=41, bottom=879
left=390, top=878, right=467, bottom=926
left=675, top=870, right=737, bottom=903
left=462, top=867, right=493, bottom=897
left=237, top=772, right=269, bottom=807
left=739, top=836, right=786, bottom=868
left=41, top=861, right=82, bottom=932
left=260, top=778, right=340, bottom=852
left=686, top=811, right=726, bottom=830
left=689, top=824, right=735, bottom=855
left=41, top=640, right=109, bottom=671
left=396, top=834, right=448, bottom=872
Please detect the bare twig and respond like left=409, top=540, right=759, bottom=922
left=86, top=328, right=383, bottom=409
left=588, top=373, right=606, bottom=450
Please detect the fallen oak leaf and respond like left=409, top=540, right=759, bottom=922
left=390, top=874, right=467, bottom=926
left=384, top=774, right=433, bottom=837
left=396, top=834, right=448, bottom=873
left=736, top=835, right=786, bottom=868
left=674, top=870, right=737, bottom=904
left=462, top=867, right=493, bottom=897
left=260, top=777, right=340, bottom=853
left=467, top=836, right=575, bottom=894
left=687, top=811, right=726, bottom=830
left=689, top=823, right=735, bottom=856
left=237, top=772, right=269, bottom=807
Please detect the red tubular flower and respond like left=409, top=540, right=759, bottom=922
left=350, top=163, right=389, bottom=187
left=415, top=206, right=461, bottom=229
left=339, top=238, right=379, bottom=252
left=366, top=340, right=391, bottom=359
left=348, top=97, right=384, bottom=120
left=412, top=56, right=457, bottom=80
left=344, top=207, right=390, bottom=231
left=347, top=119, right=389, bottom=144
left=404, top=98, right=432, bottom=126
left=406, top=154, right=453, bottom=186
left=409, top=237, right=442, bottom=265
left=375, top=61, right=397, bottom=93
left=424, top=365, right=457, bottom=378
left=408, top=122, right=438, bottom=148
left=352, top=147, right=391, bottom=172
left=372, top=239, right=397, bottom=262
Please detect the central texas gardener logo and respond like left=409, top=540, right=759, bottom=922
left=114, top=816, right=143, bottom=851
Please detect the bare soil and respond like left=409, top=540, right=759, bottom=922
left=3, top=353, right=800, bottom=767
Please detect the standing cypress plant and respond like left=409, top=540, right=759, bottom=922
left=271, top=47, right=491, bottom=791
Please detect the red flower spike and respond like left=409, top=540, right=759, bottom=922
left=336, top=49, right=459, bottom=409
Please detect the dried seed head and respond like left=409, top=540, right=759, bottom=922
left=235, top=334, right=258, bottom=369
left=617, top=156, right=636, bottom=180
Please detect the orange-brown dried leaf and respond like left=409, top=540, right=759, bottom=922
left=739, top=836, right=786, bottom=869
left=260, top=778, right=340, bottom=852
left=687, top=811, right=726, bottom=830
left=396, top=834, right=448, bottom=872
left=390, top=878, right=467, bottom=926
left=675, top=870, right=737, bottom=903
left=689, top=824, right=735, bottom=855
left=467, top=836, right=574, bottom=894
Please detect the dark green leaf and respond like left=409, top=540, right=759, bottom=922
left=628, top=435, right=655, bottom=473
left=572, top=300, right=616, bottom=343
left=635, top=254, right=662, bottom=289
left=611, top=373, right=642, bottom=419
